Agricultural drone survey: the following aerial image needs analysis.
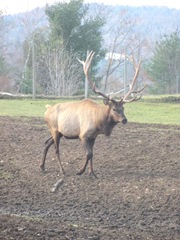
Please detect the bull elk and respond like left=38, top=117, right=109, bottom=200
left=40, top=51, right=145, bottom=176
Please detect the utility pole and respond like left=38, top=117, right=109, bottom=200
left=176, top=75, right=179, bottom=94
left=85, top=50, right=89, bottom=98
left=32, top=38, right=36, bottom=100
left=124, top=46, right=127, bottom=95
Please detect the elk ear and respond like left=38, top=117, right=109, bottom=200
left=103, top=99, right=111, bottom=106
left=103, top=98, right=115, bottom=108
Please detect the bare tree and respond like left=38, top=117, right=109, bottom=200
left=45, top=48, right=82, bottom=96
left=100, top=7, right=148, bottom=94
left=0, top=10, right=14, bottom=91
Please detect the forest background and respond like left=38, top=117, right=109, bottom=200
left=0, top=0, right=180, bottom=97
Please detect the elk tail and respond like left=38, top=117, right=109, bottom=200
left=45, top=104, right=52, bottom=110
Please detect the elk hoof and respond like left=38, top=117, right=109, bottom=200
left=40, top=165, right=46, bottom=174
left=60, top=167, right=66, bottom=176
left=41, top=169, right=46, bottom=174
left=89, top=171, right=98, bottom=178
left=76, top=169, right=85, bottom=175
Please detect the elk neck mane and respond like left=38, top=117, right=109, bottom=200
left=101, top=105, right=117, bottom=136
left=82, top=99, right=117, bottom=136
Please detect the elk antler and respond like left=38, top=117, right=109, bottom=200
left=78, top=51, right=145, bottom=103
left=78, top=51, right=109, bottom=100
left=121, top=56, right=146, bottom=103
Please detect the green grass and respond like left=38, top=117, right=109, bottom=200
left=125, top=102, right=179, bottom=125
left=0, top=171, right=13, bottom=180
left=0, top=98, right=179, bottom=125
left=0, top=99, right=66, bottom=117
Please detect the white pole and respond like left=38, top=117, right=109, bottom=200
left=32, top=38, right=36, bottom=100
left=85, top=50, right=89, bottom=98
left=124, top=46, right=127, bottom=95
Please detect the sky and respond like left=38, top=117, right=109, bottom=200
left=1, top=0, right=180, bottom=15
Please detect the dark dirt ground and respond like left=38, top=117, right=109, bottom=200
left=0, top=116, right=179, bottom=240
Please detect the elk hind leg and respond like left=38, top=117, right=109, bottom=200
left=40, top=137, right=54, bottom=173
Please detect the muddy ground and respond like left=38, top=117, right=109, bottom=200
left=0, top=116, right=179, bottom=239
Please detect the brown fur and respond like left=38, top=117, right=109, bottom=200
left=40, top=98, right=127, bottom=176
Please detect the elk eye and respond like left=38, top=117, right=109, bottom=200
left=113, top=108, right=116, bottom=111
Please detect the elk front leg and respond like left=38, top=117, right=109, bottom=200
left=40, top=137, right=54, bottom=173
left=77, top=138, right=96, bottom=176
left=88, top=138, right=96, bottom=177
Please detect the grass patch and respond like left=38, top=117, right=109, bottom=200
left=0, top=99, right=67, bottom=117
left=125, top=102, right=179, bottom=125
left=0, top=98, right=179, bottom=125
left=142, top=94, right=180, bottom=102
left=9, top=213, right=44, bottom=222
left=0, top=170, right=13, bottom=180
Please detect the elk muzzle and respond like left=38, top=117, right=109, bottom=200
left=122, top=118, right=127, bottom=124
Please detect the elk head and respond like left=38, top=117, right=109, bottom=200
left=78, top=51, right=145, bottom=125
